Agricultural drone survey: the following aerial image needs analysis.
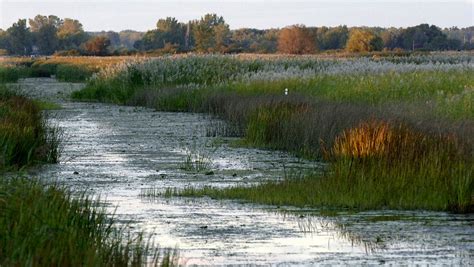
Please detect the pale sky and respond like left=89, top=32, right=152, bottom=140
left=0, top=0, right=473, bottom=31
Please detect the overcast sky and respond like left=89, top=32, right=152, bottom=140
left=1, top=0, right=472, bottom=31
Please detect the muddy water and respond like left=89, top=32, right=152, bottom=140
left=15, top=78, right=473, bottom=265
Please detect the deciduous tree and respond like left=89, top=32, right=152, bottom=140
left=29, top=15, right=62, bottom=54
left=277, top=25, right=316, bottom=54
left=346, top=28, right=383, bottom=52
left=193, top=14, right=229, bottom=53
left=6, top=19, right=32, bottom=55
left=57, top=18, right=87, bottom=49
left=83, top=36, right=110, bottom=56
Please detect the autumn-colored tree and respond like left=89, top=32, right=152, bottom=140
left=83, top=36, right=110, bottom=56
left=277, top=25, right=316, bottom=54
left=346, top=28, right=383, bottom=52
left=57, top=18, right=87, bottom=49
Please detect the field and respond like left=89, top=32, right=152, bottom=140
left=71, top=52, right=474, bottom=212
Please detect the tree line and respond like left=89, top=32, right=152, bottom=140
left=0, top=14, right=472, bottom=56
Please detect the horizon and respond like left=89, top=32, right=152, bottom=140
left=0, top=0, right=473, bottom=32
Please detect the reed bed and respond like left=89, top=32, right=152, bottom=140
left=0, top=176, right=176, bottom=266
left=169, top=120, right=473, bottom=212
left=0, top=86, right=60, bottom=170
left=74, top=54, right=474, bottom=119
left=72, top=53, right=474, bottom=212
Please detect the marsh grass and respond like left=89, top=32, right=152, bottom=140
left=72, top=54, right=474, bottom=118
left=0, top=56, right=130, bottom=83
left=178, top=143, right=215, bottom=173
left=0, top=66, right=24, bottom=83
left=71, top=54, right=474, bottom=212
left=0, top=176, right=175, bottom=266
left=180, top=150, right=213, bottom=173
left=165, top=120, right=473, bottom=212
left=0, top=87, right=176, bottom=265
left=0, top=87, right=62, bottom=170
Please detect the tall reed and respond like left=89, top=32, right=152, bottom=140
left=0, top=177, right=175, bottom=266
left=0, top=87, right=61, bottom=170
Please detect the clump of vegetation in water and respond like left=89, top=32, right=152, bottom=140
left=179, top=149, right=213, bottom=173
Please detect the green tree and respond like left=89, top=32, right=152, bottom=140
left=346, top=28, right=383, bottom=52
left=193, top=14, right=229, bottom=53
left=6, top=19, right=32, bottom=55
left=278, top=25, right=316, bottom=54
left=317, top=26, right=349, bottom=50
left=136, top=17, right=187, bottom=52
left=258, top=29, right=279, bottom=53
left=0, top=29, right=7, bottom=51
left=381, top=28, right=403, bottom=50
left=156, top=17, right=186, bottom=50
left=230, top=28, right=264, bottom=53
left=400, top=24, right=450, bottom=51
left=443, top=26, right=474, bottom=49
left=29, top=15, right=62, bottom=54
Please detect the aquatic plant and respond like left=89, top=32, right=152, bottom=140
left=179, top=143, right=214, bottom=173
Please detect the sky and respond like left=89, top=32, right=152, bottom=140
left=0, top=0, right=473, bottom=31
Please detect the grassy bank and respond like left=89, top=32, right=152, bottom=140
left=0, top=86, right=60, bottom=170
left=0, top=56, right=131, bottom=82
left=0, top=88, right=173, bottom=265
left=72, top=54, right=474, bottom=212
left=0, top=177, right=173, bottom=266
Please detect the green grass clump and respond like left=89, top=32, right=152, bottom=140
left=28, top=62, right=95, bottom=82
left=0, top=177, right=174, bottom=266
left=55, top=64, right=95, bottom=82
left=0, top=87, right=60, bottom=170
left=0, top=57, right=111, bottom=83
left=0, top=67, right=22, bottom=83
